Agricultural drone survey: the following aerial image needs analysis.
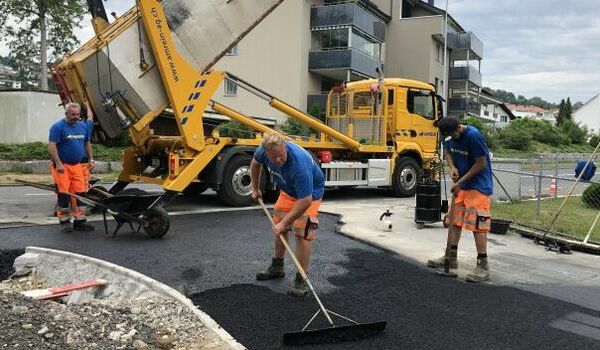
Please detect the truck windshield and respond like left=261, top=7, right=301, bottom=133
left=407, top=90, right=435, bottom=120
left=329, top=92, right=349, bottom=116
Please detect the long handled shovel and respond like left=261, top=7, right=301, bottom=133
left=257, top=199, right=386, bottom=346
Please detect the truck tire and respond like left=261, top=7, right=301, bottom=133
left=182, top=182, right=209, bottom=197
left=218, top=154, right=256, bottom=206
left=391, top=157, right=421, bottom=197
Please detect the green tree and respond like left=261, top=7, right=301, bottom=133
left=589, top=134, right=600, bottom=148
left=565, top=97, right=573, bottom=120
left=557, top=99, right=566, bottom=126
left=0, top=0, right=87, bottom=90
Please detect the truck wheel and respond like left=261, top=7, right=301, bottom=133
left=391, top=157, right=421, bottom=197
left=143, top=207, right=170, bottom=238
left=182, top=182, right=209, bottom=197
left=218, top=154, right=255, bottom=206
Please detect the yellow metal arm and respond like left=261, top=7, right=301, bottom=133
left=138, top=0, right=224, bottom=152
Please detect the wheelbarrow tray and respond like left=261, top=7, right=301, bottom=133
left=100, top=193, right=162, bottom=215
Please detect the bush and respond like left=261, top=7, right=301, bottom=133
left=278, top=117, right=314, bottom=137
left=214, top=121, right=254, bottom=138
left=498, top=127, right=531, bottom=150
left=0, top=142, right=48, bottom=161
left=582, top=183, right=600, bottom=209
left=560, top=119, right=588, bottom=145
left=590, top=134, right=600, bottom=147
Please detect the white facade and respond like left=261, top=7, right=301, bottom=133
left=0, top=91, right=64, bottom=143
left=479, top=103, right=511, bottom=128
left=573, top=94, right=600, bottom=133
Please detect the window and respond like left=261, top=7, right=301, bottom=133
left=436, top=42, right=444, bottom=63
left=501, top=116, right=508, bottom=123
left=484, top=110, right=489, bottom=116
left=313, top=28, right=349, bottom=50
left=225, top=44, right=238, bottom=56
left=407, top=90, right=435, bottom=120
left=224, top=79, right=237, bottom=96
left=351, top=30, right=380, bottom=59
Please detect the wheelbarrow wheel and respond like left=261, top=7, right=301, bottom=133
left=143, top=207, right=170, bottom=238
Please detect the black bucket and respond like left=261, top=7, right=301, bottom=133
left=490, top=219, right=511, bottom=234
left=415, top=181, right=441, bottom=223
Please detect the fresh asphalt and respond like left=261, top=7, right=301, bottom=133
left=1, top=210, right=599, bottom=349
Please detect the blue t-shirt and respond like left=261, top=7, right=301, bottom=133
left=443, top=125, right=493, bottom=195
left=49, top=119, right=89, bottom=164
left=253, top=141, right=325, bottom=200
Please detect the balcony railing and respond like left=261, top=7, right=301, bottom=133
left=449, top=66, right=482, bottom=87
left=447, top=32, right=483, bottom=60
left=310, top=2, right=385, bottom=42
left=448, top=97, right=482, bottom=116
left=309, top=48, right=382, bottom=78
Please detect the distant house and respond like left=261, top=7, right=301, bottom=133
left=573, top=94, right=600, bottom=133
left=477, top=91, right=515, bottom=128
left=506, top=104, right=555, bottom=125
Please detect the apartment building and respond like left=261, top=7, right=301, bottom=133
left=213, top=0, right=484, bottom=124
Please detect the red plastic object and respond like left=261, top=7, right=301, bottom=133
left=317, top=151, right=332, bottom=163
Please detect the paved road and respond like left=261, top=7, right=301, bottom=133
left=1, top=211, right=599, bottom=349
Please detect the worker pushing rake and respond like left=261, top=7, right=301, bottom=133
left=258, top=199, right=386, bottom=345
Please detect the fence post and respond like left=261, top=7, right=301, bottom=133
left=555, top=153, right=559, bottom=198
left=536, top=156, right=543, bottom=219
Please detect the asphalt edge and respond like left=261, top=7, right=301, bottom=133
left=24, top=246, right=246, bottom=350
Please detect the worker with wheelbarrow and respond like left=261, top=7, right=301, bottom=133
left=428, top=116, right=493, bottom=282
left=48, top=102, right=95, bottom=233
left=250, top=132, right=325, bottom=297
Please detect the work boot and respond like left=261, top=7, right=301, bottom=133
left=256, top=258, right=285, bottom=280
left=288, top=273, right=310, bottom=297
left=427, top=249, right=458, bottom=269
left=60, top=221, right=73, bottom=233
left=73, top=220, right=95, bottom=231
left=466, top=257, right=490, bottom=283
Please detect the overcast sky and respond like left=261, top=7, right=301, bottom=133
left=3, top=0, right=598, bottom=104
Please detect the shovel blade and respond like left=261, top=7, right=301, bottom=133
left=283, top=321, right=386, bottom=346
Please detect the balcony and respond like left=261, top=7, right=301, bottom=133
left=310, top=3, right=385, bottom=42
left=447, top=32, right=483, bottom=61
left=448, top=97, right=482, bottom=116
left=449, top=65, right=482, bottom=88
left=309, top=48, right=382, bottom=80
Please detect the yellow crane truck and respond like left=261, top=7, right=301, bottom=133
left=53, top=0, right=443, bottom=236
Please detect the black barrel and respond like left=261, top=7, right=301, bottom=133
left=415, top=180, right=442, bottom=223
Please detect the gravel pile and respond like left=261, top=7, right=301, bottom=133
left=0, top=275, right=229, bottom=350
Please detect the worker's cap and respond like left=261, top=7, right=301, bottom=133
left=437, top=116, right=461, bottom=137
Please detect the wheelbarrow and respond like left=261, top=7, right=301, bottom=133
left=17, top=180, right=171, bottom=238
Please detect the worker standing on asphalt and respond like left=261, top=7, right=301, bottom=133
left=427, top=116, right=493, bottom=282
left=48, top=102, right=95, bottom=233
left=250, top=132, right=325, bottom=296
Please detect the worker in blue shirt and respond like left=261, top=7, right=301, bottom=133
left=250, top=132, right=325, bottom=297
left=48, top=102, right=95, bottom=233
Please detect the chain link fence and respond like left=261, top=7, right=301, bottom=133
left=440, top=153, right=600, bottom=243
